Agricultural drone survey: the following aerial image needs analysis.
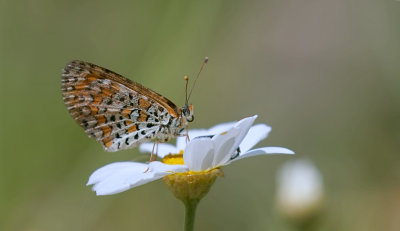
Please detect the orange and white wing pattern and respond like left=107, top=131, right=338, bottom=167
left=61, top=60, right=184, bottom=151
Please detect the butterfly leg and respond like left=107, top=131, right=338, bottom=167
left=149, top=140, right=159, bottom=162
left=144, top=141, right=159, bottom=173
left=185, top=124, right=190, bottom=143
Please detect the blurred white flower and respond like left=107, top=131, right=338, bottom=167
left=87, top=115, right=294, bottom=196
left=276, top=159, right=324, bottom=220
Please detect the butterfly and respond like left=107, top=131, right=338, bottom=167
left=61, top=60, right=206, bottom=152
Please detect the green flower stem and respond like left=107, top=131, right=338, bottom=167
left=288, top=214, right=321, bottom=231
left=162, top=168, right=223, bottom=231
left=184, top=199, right=199, bottom=231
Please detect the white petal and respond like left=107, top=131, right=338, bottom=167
left=207, top=122, right=236, bottom=134
left=87, top=161, right=187, bottom=196
left=231, top=115, right=258, bottom=150
left=87, top=162, right=148, bottom=195
left=183, top=138, right=215, bottom=171
left=212, top=127, right=241, bottom=167
left=148, top=161, right=188, bottom=173
left=231, top=147, right=295, bottom=163
left=175, top=121, right=243, bottom=152
left=87, top=162, right=147, bottom=186
left=138, top=143, right=154, bottom=154
left=176, top=123, right=236, bottom=152
left=239, top=124, right=271, bottom=153
left=176, top=129, right=208, bottom=151
left=175, top=136, right=187, bottom=152
left=139, top=143, right=178, bottom=158
left=189, top=129, right=211, bottom=139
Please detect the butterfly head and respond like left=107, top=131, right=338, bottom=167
left=182, top=104, right=194, bottom=122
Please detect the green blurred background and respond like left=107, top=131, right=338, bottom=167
left=1, top=0, right=400, bottom=230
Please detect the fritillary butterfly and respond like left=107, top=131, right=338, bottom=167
left=61, top=60, right=198, bottom=152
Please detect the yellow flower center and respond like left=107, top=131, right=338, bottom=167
left=163, top=168, right=224, bottom=203
left=161, top=152, right=224, bottom=203
left=162, top=151, right=185, bottom=165
left=162, top=152, right=222, bottom=175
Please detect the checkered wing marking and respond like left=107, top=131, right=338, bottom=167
left=61, top=60, right=180, bottom=151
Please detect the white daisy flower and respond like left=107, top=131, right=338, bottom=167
left=141, top=115, right=294, bottom=171
left=87, top=115, right=294, bottom=196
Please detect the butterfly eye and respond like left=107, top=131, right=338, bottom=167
left=186, top=115, right=194, bottom=122
left=182, top=105, right=194, bottom=122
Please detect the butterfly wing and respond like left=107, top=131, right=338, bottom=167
left=61, top=60, right=181, bottom=151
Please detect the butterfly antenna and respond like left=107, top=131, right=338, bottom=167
left=184, top=75, right=189, bottom=106
left=187, top=57, right=208, bottom=102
